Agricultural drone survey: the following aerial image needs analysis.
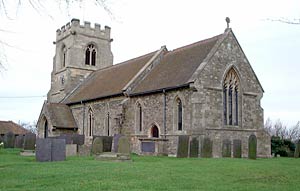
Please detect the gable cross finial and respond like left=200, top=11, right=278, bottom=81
left=225, top=17, right=231, bottom=29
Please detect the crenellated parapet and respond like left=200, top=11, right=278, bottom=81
left=56, top=18, right=111, bottom=42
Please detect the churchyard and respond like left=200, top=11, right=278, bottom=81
left=0, top=149, right=300, bottom=191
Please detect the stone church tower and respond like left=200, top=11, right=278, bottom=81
left=48, top=19, right=113, bottom=102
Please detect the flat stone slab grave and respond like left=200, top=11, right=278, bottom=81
left=141, top=142, right=155, bottom=153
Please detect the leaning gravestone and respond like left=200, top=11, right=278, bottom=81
left=117, top=136, right=130, bottom=154
left=201, top=137, right=213, bottom=158
left=189, top=137, right=199, bottom=158
left=4, top=131, right=15, bottom=148
left=23, top=133, right=36, bottom=150
left=36, top=138, right=66, bottom=162
left=91, top=137, right=103, bottom=155
left=15, top=135, right=25, bottom=148
left=177, top=135, right=189, bottom=158
left=233, top=139, right=242, bottom=158
left=113, top=134, right=122, bottom=152
left=222, top=139, right=231, bottom=157
left=294, top=140, right=300, bottom=158
left=248, top=134, right=257, bottom=159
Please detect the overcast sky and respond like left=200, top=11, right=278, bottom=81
left=0, top=0, right=299, bottom=126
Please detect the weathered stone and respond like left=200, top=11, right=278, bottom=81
left=15, top=135, right=25, bottom=148
left=4, top=132, right=15, bottom=148
left=141, top=142, right=155, bottom=153
left=117, top=136, right=130, bottom=154
left=91, top=137, right=103, bottom=155
left=36, top=139, right=52, bottom=162
left=66, top=144, right=77, bottom=156
left=113, top=134, right=122, bottom=152
left=248, top=134, right=257, bottom=159
left=23, top=133, right=36, bottom=150
left=201, top=137, right=213, bottom=158
left=294, top=140, right=300, bottom=158
left=58, top=134, right=73, bottom=144
left=233, top=139, right=242, bottom=158
left=222, top=139, right=231, bottom=157
left=189, top=137, right=199, bottom=158
left=177, top=135, right=189, bottom=158
left=51, top=139, right=66, bottom=161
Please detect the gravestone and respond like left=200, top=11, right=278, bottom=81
left=141, top=142, right=155, bottom=153
left=23, top=133, right=36, bottom=150
left=189, top=137, right=199, bottom=158
left=248, top=134, right=257, bottom=159
left=58, top=134, right=73, bottom=144
left=91, top=137, right=103, bottom=155
left=201, top=137, right=213, bottom=158
left=51, top=139, right=66, bottom=161
left=233, top=139, right=242, bottom=158
left=72, top=134, right=84, bottom=145
left=294, top=140, right=300, bottom=158
left=0, top=135, right=3, bottom=143
left=222, top=139, right=231, bottom=158
left=4, top=131, right=15, bottom=148
left=113, top=134, right=122, bottom=152
left=66, top=144, right=77, bottom=156
left=117, top=136, right=130, bottom=154
left=36, top=139, right=52, bottom=162
left=36, top=138, right=66, bottom=162
left=102, top=136, right=113, bottom=152
left=177, top=135, right=189, bottom=158
left=15, top=135, right=25, bottom=148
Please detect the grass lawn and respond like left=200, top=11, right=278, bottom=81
left=0, top=149, right=300, bottom=191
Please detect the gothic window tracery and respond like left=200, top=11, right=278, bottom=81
left=223, top=68, right=240, bottom=126
left=85, top=44, right=96, bottom=66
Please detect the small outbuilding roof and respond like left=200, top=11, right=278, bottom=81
left=46, top=103, right=77, bottom=129
left=0, top=120, right=30, bottom=135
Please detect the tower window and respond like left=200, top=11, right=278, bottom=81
left=62, top=44, right=67, bottom=68
left=85, top=44, right=97, bottom=66
left=223, top=68, right=240, bottom=126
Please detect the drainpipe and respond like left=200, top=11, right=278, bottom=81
left=163, top=89, right=167, bottom=139
left=82, top=101, right=85, bottom=136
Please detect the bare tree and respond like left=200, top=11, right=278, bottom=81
left=267, top=17, right=300, bottom=25
left=264, top=119, right=300, bottom=141
left=18, top=120, right=37, bottom=134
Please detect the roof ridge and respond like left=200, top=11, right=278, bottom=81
left=94, top=50, right=158, bottom=74
left=167, top=33, right=223, bottom=54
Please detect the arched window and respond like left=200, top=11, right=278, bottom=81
left=85, top=44, right=96, bottom=66
left=174, top=97, right=183, bottom=131
left=151, top=125, right=159, bottom=138
left=44, top=119, right=48, bottom=138
left=88, top=108, right=94, bottom=137
left=177, top=98, right=183, bottom=131
left=135, top=102, right=143, bottom=132
left=223, top=68, right=240, bottom=126
left=62, top=44, right=67, bottom=67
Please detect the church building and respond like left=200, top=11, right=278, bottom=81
left=37, top=18, right=271, bottom=158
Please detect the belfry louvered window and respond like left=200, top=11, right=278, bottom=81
left=85, top=44, right=96, bottom=66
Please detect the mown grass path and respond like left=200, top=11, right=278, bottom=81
left=1, top=149, right=300, bottom=190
